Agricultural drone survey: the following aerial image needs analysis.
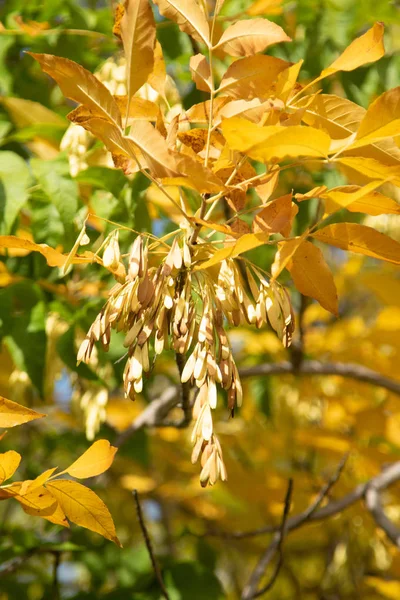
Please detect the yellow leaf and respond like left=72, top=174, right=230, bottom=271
left=366, top=576, right=400, bottom=600
left=61, top=440, right=117, bottom=479
left=218, top=54, right=290, bottom=99
left=189, top=54, right=212, bottom=92
left=254, top=170, right=279, bottom=202
left=323, top=184, right=400, bottom=216
left=299, top=93, right=365, bottom=139
left=0, top=235, right=94, bottom=268
left=353, top=86, right=400, bottom=147
left=46, top=480, right=121, bottom=546
left=253, top=193, right=297, bottom=236
left=0, top=396, right=45, bottom=428
left=321, top=22, right=385, bottom=78
left=172, top=154, right=224, bottom=193
left=274, top=60, right=303, bottom=104
left=247, top=0, right=283, bottom=16
left=312, top=223, right=400, bottom=265
left=222, top=117, right=330, bottom=161
left=287, top=241, right=338, bottom=315
left=116, top=0, right=156, bottom=108
left=148, top=41, right=167, bottom=101
left=183, top=98, right=230, bottom=124
left=28, top=53, right=121, bottom=127
left=0, top=97, right=66, bottom=129
left=271, top=236, right=305, bottom=279
left=113, top=96, right=161, bottom=122
left=7, top=483, right=69, bottom=527
left=18, top=468, right=58, bottom=496
left=195, top=232, right=270, bottom=270
left=0, top=451, right=21, bottom=485
left=336, top=157, right=400, bottom=187
left=295, top=185, right=328, bottom=201
left=153, top=0, right=210, bottom=46
left=217, top=98, right=276, bottom=126
left=214, top=18, right=290, bottom=57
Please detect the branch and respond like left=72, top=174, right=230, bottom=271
left=241, top=458, right=347, bottom=599
left=133, top=490, right=170, bottom=600
left=242, top=479, right=293, bottom=600
left=239, top=360, right=400, bottom=396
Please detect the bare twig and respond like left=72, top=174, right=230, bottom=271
left=242, top=479, right=293, bottom=600
left=239, top=360, right=400, bottom=397
left=175, top=353, right=193, bottom=426
left=133, top=490, right=170, bottom=600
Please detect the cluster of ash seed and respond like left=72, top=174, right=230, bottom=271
left=77, top=234, right=294, bottom=486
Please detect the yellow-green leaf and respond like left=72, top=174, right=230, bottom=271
left=46, top=480, right=121, bottom=546
left=312, top=223, right=400, bottom=265
left=0, top=397, right=45, bottom=428
left=0, top=451, right=21, bottom=485
left=214, top=18, right=290, bottom=57
left=152, top=0, right=210, bottom=46
left=28, top=53, right=121, bottom=127
left=287, top=241, right=338, bottom=315
left=61, top=440, right=117, bottom=479
left=218, top=54, right=290, bottom=99
left=117, top=0, right=156, bottom=108
left=222, top=118, right=330, bottom=161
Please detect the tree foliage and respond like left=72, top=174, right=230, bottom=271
left=0, top=0, right=400, bottom=598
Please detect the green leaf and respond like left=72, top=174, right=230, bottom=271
left=30, top=157, right=79, bottom=246
left=0, top=151, right=32, bottom=234
left=164, top=562, right=224, bottom=600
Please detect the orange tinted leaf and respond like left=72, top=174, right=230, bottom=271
left=247, top=0, right=283, bottom=16
left=0, top=396, right=45, bottom=428
left=287, top=241, right=338, bottom=315
left=153, top=0, right=210, bottom=46
left=253, top=194, right=297, bottom=236
left=28, top=53, right=121, bottom=127
left=0, top=235, right=95, bottom=269
left=271, top=237, right=305, bottom=279
left=46, top=480, right=121, bottom=546
left=62, top=440, right=117, bottom=479
left=214, top=18, right=290, bottom=57
left=322, top=181, right=399, bottom=215
left=218, top=54, right=290, bottom=99
left=189, top=54, right=212, bottom=92
left=0, top=451, right=21, bottom=484
left=118, top=0, right=156, bottom=104
left=312, top=223, right=400, bottom=265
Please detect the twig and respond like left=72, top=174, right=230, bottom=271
left=239, top=360, right=400, bottom=397
left=175, top=353, right=193, bottom=426
left=243, top=479, right=293, bottom=599
left=133, top=490, right=170, bottom=600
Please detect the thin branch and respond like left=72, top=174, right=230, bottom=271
left=243, top=479, right=293, bottom=600
left=175, top=353, right=193, bottom=426
left=133, top=490, right=170, bottom=600
left=239, top=360, right=400, bottom=396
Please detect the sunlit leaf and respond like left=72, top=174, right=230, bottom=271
left=153, top=0, right=210, bottom=46
left=0, top=451, right=21, bottom=484
left=253, top=193, right=297, bottom=236
left=0, top=235, right=94, bottom=268
left=222, top=118, right=331, bottom=161
left=61, top=440, right=117, bottom=479
left=29, top=53, right=121, bottom=127
left=271, top=237, right=306, bottom=279
left=323, top=183, right=400, bottom=216
left=352, top=86, right=400, bottom=147
left=189, top=54, right=212, bottom=92
left=312, top=223, right=400, bottom=265
left=0, top=397, right=45, bottom=428
left=218, top=55, right=290, bottom=99
left=116, top=0, right=156, bottom=111
left=214, top=18, right=290, bottom=57
left=46, top=480, right=121, bottom=545
left=287, top=241, right=338, bottom=315
left=196, top=232, right=270, bottom=270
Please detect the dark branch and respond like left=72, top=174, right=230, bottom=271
left=133, top=490, right=170, bottom=600
left=239, top=360, right=400, bottom=396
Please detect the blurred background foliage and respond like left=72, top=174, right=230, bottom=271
left=0, top=0, right=400, bottom=598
